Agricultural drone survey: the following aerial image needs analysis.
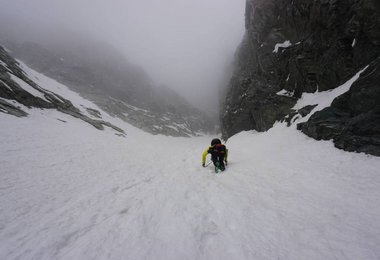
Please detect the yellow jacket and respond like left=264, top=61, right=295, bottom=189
left=202, top=145, right=228, bottom=165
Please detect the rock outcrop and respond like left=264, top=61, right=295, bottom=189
left=298, top=58, right=380, bottom=156
left=0, top=46, right=124, bottom=133
left=221, top=0, right=380, bottom=155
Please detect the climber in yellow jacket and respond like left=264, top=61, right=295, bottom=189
left=202, top=138, right=228, bottom=172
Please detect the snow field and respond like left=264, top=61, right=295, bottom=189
left=1, top=109, right=380, bottom=260
left=0, top=62, right=379, bottom=260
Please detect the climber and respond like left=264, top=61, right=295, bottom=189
left=202, top=138, right=228, bottom=172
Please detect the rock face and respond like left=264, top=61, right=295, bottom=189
left=298, top=58, right=380, bottom=156
left=221, top=0, right=380, bottom=155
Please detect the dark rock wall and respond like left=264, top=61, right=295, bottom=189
left=298, top=58, right=380, bottom=156
left=221, top=0, right=380, bottom=155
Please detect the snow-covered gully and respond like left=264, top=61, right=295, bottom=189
left=1, top=109, right=379, bottom=260
left=1, top=63, right=380, bottom=260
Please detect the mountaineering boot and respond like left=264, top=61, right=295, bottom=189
left=215, top=161, right=220, bottom=173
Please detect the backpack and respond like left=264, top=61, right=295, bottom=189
left=209, top=144, right=226, bottom=155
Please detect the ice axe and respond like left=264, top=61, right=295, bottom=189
left=205, top=161, right=213, bottom=167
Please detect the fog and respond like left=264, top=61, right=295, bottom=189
left=0, top=0, right=245, bottom=113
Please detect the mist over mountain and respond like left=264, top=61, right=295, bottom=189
left=0, top=0, right=245, bottom=114
left=0, top=37, right=216, bottom=136
left=1, top=0, right=379, bottom=153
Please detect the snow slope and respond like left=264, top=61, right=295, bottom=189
left=1, top=68, right=380, bottom=260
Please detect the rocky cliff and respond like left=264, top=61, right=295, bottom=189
left=221, top=0, right=380, bottom=155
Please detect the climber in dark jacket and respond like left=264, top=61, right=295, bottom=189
left=202, top=138, right=228, bottom=171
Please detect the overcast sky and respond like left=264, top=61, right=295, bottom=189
left=0, top=0, right=245, bottom=113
